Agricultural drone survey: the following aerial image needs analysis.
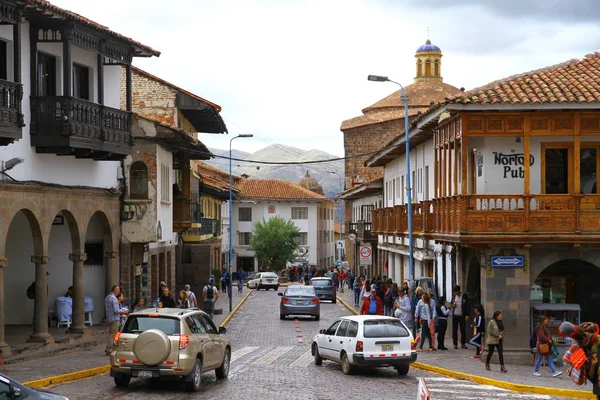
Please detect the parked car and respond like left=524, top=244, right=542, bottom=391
left=0, top=373, right=68, bottom=399
left=310, top=277, right=336, bottom=303
left=245, top=273, right=256, bottom=286
left=279, top=285, right=320, bottom=320
left=247, top=272, right=279, bottom=290
left=312, top=315, right=416, bottom=376
left=110, top=308, right=231, bottom=392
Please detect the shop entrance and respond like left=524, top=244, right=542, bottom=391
left=531, top=259, right=600, bottom=323
left=237, top=257, right=255, bottom=272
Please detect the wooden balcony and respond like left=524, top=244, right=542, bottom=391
left=372, top=195, right=600, bottom=244
left=0, top=79, right=24, bottom=145
left=173, top=196, right=191, bottom=233
left=30, top=96, right=132, bottom=160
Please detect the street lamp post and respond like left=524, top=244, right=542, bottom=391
left=328, top=171, right=343, bottom=263
left=229, top=134, right=253, bottom=312
left=367, top=75, right=414, bottom=284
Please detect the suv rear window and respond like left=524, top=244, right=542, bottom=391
left=363, top=319, right=410, bottom=338
left=312, top=279, right=333, bottom=287
left=122, top=316, right=181, bottom=335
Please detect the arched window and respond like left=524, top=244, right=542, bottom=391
left=434, top=60, right=440, bottom=76
left=416, top=59, right=422, bottom=77
left=130, top=161, right=148, bottom=199
left=425, top=60, right=432, bottom=76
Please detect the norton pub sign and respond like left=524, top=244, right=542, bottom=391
left=493, top=152, right=535, bottom=179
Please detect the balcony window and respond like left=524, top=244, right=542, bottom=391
left=129, top=161, right=148, bottom=199
left=238, top=232, right=251, bottom=245
left=294, top=232, right=308, bottom=246
left=37, top=52, right=56, bottom=97
left=73, top=63, right=90, bottom=100
left=292, top=207, right=308, bottom=220
left=239, top=207, right=252, bottom=222
left=544, top=148, right=570, bottom=194
left=0, top=40, right=6, bottom=80
left=581, top=148, right=597, bottom=194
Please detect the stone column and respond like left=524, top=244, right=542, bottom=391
left=68, top=253, right=87, bottom=334
left=0, top=257, right=11, bottom=356
left=105, top=251, right=119, bottom=297
left=28, top=255, right=53, bottom=344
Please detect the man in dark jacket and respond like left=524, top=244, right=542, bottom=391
left=450, top=285, right=470, bottom=349
left=383, top=279, right=395, bottom=316
left=159, top=286, right=176, bottom=308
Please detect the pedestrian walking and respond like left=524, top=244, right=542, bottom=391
left=394, top=288, right=412, bottom=330
left=221, top=270, right=229, bottom=293
left=384, top=279, right=395, bottom=317
left=360, top=279, right=371, bottom=303
left=360, top=287, right=383, bottom=315
left=559, top=321, right=600, bottom=398
left=159, top=286, right=176, bottom=308
left=469, top=304, right=485, bottom=358
left=451, top=285, right=470, bottom=349
left=237, top=268, right=247, bottom=293
left=202, top=277, right=219, bottom=319
left=533, top=316, right=562, bottom=377
left=177, top=290, right=191, bottom=309
left=184, top=284, right=198, bottom=308
left=104, top=285, right=121, bottom=355
left=411, top=286, right=423, bottom=337
left=485, top=310, right=507, bottom=373
left=415, top=292, right=437, bottom=352
left=116, top=293, right=129, bottom=330
left=352, top=276, right=362, bottom=307
left=340, top=270, right=346, bottom=293
left=436, top=295, right=450, bottom=350
left=132, top=297, right=145, bottom=313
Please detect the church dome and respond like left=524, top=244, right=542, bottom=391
left=297, top=170, right=324, bottom=195
left=416, top=39, right=441, bottom=53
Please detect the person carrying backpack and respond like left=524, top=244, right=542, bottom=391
left=202, top=277, right=219, bottom=319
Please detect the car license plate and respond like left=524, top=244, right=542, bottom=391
left=296, top=300, right=304, bottom=304
left=267, top=279, right=273, bottom=282
left=137, top=370, right=153, bottom=378
left=381, top=344, right=394, bottom=352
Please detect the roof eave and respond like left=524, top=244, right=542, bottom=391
left=446, top=102, right=600, bottom=111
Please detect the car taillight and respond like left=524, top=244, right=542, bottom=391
left=311, top=298, right=319, bottom=304
left=411, top=339, right=416, bottom=350
left=356, top=341, right=363, bottom=352
left=113, top=331, right=122, bottom=346
left=282, top=297, right=290, bottom=303
left=179, top=334, right=190, bottom=350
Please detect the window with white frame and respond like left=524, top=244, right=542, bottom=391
left=238, top=232, right=251, bottom=245
left=294, top=232, right=308, bottom=246
left=239, top=207, right=252, bottom=221
left=161, top=163, right=170, bottom=202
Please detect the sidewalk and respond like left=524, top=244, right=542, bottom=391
left=3, top=288, right=250, bottom=385
left=336, top=288, right=592, bottom=399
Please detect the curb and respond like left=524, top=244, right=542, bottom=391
left=23, top=365, right=111, bottom=389
left=23, top=292, right=253, bottom=389
left=335, top=295, right=593, bottom=399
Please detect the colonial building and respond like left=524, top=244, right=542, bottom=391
left=231, top=178, right=336, bottom=271
left=340, top=40, right=461, bottom=275
left=121, top=115, right=211, bottom=305
left=368, top=51, right=600, bottom=364
left=0, top=0, right=159, bottom=354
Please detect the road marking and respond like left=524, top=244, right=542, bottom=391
left=252, top=346, right=294, bottom=365
left=289, top=349, right=313, bottom=367
left=231, top=346, right=260, bottom=363
left=423, top=377, right=552, bottom=399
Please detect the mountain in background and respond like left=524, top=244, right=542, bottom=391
left=205, top=144, right=344, bottom=198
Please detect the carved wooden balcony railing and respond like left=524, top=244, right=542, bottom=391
left=0, top=78, right=24, bottom=145
left=371, top=194, right=600, bottom=240
left=30, top=96, right=132, bottom=159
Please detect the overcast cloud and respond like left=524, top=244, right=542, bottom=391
left=52, top=0, right=600, bottom=158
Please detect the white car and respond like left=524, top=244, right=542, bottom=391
left=247, top=272, right=279, bottom=290
left=311, top=315, right=416, bottom=375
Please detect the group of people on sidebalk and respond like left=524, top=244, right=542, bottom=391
left=355, top=277, right=509, bottom=373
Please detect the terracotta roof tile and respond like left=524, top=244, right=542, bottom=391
left=27, top=0, right=160, bottom=57
left=448, top=53, right=600, bottom=105
left=236, top=179, right=329, bottom=201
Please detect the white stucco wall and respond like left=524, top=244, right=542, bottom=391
left=156, top=145, right=175, bottom=244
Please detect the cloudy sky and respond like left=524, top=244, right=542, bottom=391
left=53, top=0, right=600, bottom=158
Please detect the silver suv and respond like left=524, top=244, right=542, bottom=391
left=110, top=308, right=231, bottom=392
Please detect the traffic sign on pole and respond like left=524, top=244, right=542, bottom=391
left=336, top=240, right=345, bottom=250
left=359, top=244, right=372, bottom=265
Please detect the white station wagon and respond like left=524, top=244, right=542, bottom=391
left=312, top=315, right=416, bottom=375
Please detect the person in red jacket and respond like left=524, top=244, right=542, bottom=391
left=360, top=287, right=384, bottom=315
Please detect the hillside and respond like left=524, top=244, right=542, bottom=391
left=205, top=144, right=344, bottom=198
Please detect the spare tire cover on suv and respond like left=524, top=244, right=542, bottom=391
left=133, top=329, right=171, bottom=366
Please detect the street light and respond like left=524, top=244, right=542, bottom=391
left=328, top=171, right=343, bottom=264
left=367, top=74, right=414, bottom=284
left=229, top=134, right=253, bottom=312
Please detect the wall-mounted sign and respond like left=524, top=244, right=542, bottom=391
left=359, top=245, right=372, bottom=265
left=491, top=255, right=524, bottom=268
left=268, top=205, right=276, bottom=214
left=493, top=152, right=535, bottom=179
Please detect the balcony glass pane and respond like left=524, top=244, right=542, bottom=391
left=545, top=148, right=569, bottom=194
left=581, top=148, right=597, bottom=194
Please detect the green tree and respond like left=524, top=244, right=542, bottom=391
left=250, top=216, right=300, bottom=271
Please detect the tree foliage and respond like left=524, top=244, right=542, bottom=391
left=250, top=216, right=300, bottom=271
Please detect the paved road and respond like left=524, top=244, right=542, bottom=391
left=46, top=289, right=574, bottom=400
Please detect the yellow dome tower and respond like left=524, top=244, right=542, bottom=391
left=414, top=39, right=443, bottom=83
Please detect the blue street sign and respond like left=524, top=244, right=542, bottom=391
left=490, top=256, right=524, bottom=268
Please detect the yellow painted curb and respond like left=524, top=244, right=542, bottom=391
left=220, top=289, right=253, bottom=328
left=412, top=362, right=594, bottom=399
left=23, top=365, right=111, bottom=389
left=338, top=295, right=592, bottom=399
